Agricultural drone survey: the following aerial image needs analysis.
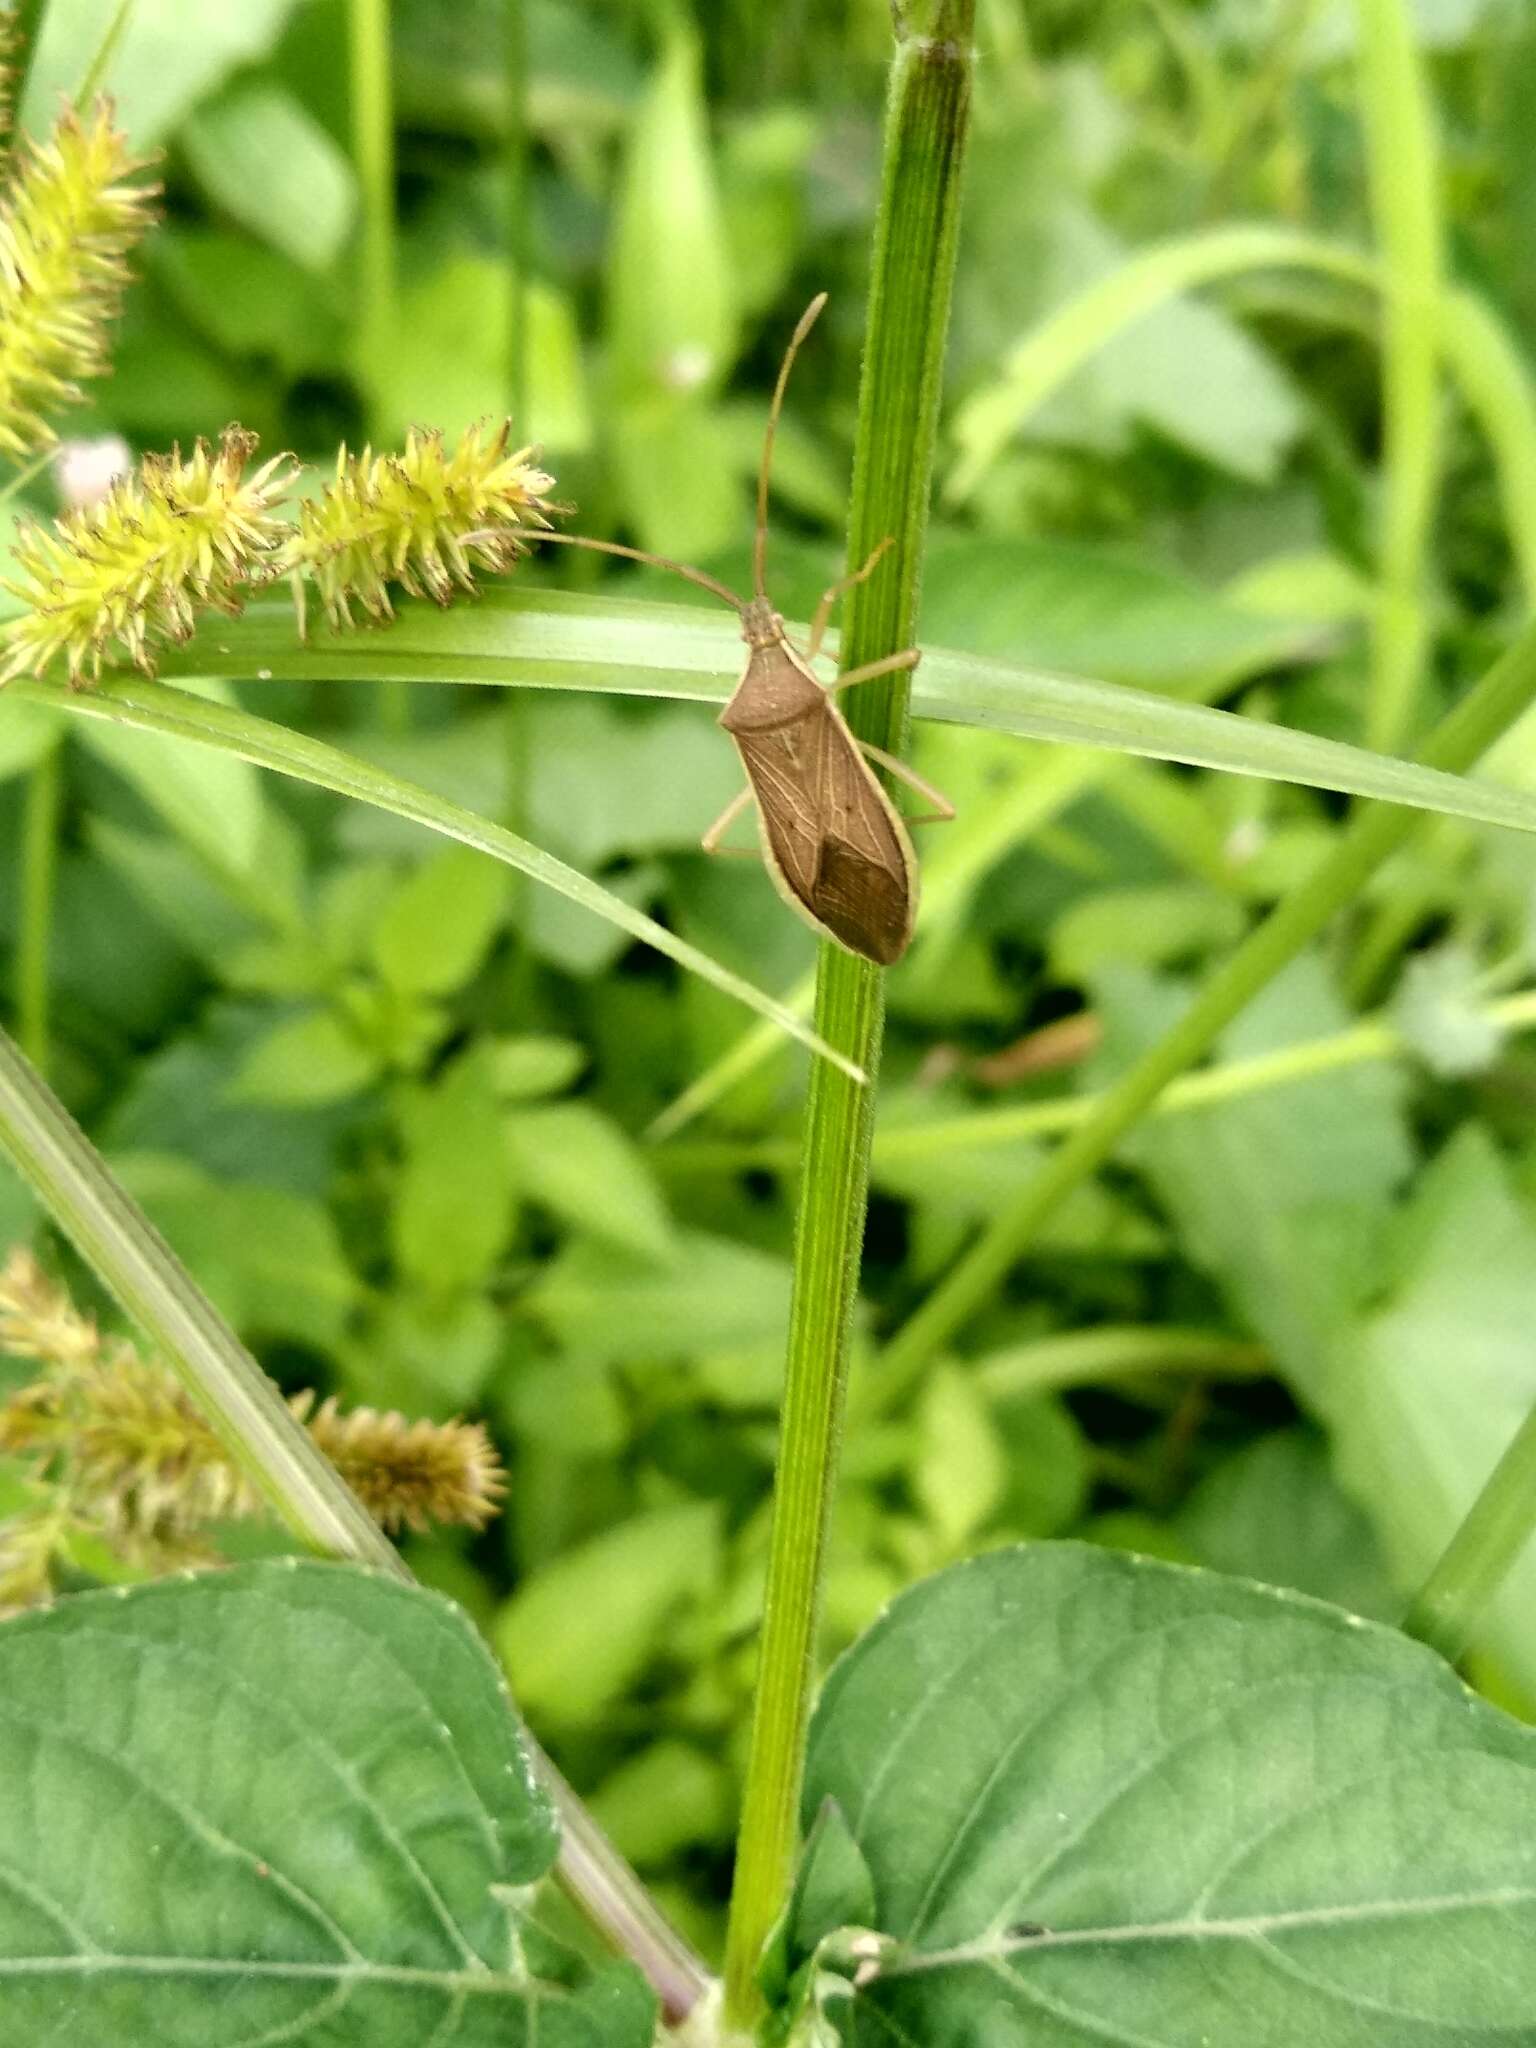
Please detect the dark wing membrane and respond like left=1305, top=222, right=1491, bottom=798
left=735, top=706, right=915, bottom=964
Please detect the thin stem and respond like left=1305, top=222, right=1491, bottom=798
left=655, top=990, right=1536, bottom=1181
left=1354, top=0, right=1443, bottom=753
left=347, top=0, right=409, bottom=734
left=1403, top=1400, right=1536, bottom=1666
left=16, top=744, right=61, bottom=1073
left=505, top=0, right=529, bottom=426
left=721, top=4, right=975, bottom=2029
left=0, top=1021, right=712, bottom=2019
left=975, top=1326, right=1268, bottom=1403
left=871, top=609, right=1536, bottom=1411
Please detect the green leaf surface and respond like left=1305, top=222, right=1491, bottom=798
left=523, top=1227, right=793, bottom=1360
left=804, top=1543, right=1536, bottom=2046
left=74, top=679, right=266, bottom=876
left=231, top=1007, right=383, bottom=1106
left=371, top=844, right=509, bottom=996
left=0, top=1560, right=654, bottom=2045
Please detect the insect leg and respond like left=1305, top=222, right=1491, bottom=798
left=700, top=783, right=756, bottom=855
left=857, top=740, right=954, bottom=825
left=829, top=647, right=921, bottom=693
left=806, top=536, right=894, bottom=658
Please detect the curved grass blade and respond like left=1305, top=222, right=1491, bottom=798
left=7, top=675, right=865, bottom=1084
left=140, top=587, right=1536, bottom=845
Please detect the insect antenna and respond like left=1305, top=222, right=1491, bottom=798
left=531, top=530, right=744, bottom=611
left=754, top=291, right=828, bottom=600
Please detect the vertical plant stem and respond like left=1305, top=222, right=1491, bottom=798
left=872, top=608, right=1536, bottom=1409
left=721, top=4, right=975, bottom=2029
left=0, top=1020, right=712, bottom=2018
left=1355, top=0, right=1443, bottom=754
left=1404, top=1400, right=1536, bottom=1666
left=348, top=0, right=409, bottom=732
left=16, top=744, right=61, bottom=1073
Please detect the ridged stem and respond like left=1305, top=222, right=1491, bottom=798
left=721, top=3, right=975, bottom=2029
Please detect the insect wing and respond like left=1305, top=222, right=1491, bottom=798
left=735, top=700, right=916, bottom=965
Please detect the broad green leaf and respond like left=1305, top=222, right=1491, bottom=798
left=23, top=0, right=303, bottom=145
left=15, top=676, right=861, bottom=1083
left=393, top=1045, right=515, bottom=1297
left=1334, top=1129, right=1536, bottom=1702
left=1177, top=1428, right=1399, bottom=1621
left=231, top=1007, right=383, bottom=1106
left=506, top=1101, right=673, bottom=1259
left=803, top=1543, right=1536, bottom=2047
left=181, top=81, right=356, bottom=271
left=495, top=1501, right=720, bottom=1724
left=371, top=844, right=509, bottom=996
left=0, top=1561, right=654, bottom=2044
left=1391, top=942, right=1504, bottom=1076
left=91, top=586, right=1536, bottom=850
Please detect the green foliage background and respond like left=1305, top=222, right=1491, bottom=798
left=6, top=0, right=1536, bottom=1961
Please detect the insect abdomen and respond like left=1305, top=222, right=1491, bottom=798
left=811, top=840, right=911, bottom=963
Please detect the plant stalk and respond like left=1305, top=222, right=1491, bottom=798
left=1354, top=0, right=1443, bottom=753
left=1404, top=1399, right=1536, bottom=1666
left=721, top=3, right=975, bottom=2028
left=873, top=608, right=1536, bottom=1407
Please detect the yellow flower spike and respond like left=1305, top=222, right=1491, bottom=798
left=0, top=424, right=295, bottom=688
left=0, top=98, right=158, bottom=455
left=281, top=417, right=557, bottom=634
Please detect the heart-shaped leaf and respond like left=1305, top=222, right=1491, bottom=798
left=802, top=1543, right=1536, bottom=2045
left=0, top=1561, right=654, bottom=2046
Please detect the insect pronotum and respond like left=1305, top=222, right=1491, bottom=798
left=534, top=294, right=951, bottom=965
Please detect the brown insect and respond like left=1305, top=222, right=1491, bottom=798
left=536, top=294, right=951, bottom=964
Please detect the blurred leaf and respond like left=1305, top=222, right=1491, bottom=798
left=181, top=81, right=356, bottom=272
left=230, top=1008, right=381, bottom=1106
left=1336, top=1129, right=1536, bottom=1702
left=151, top=228, right=340, bottom=374
left=502, top=1356, right=627, bottom=1457
left=525, top=1229, right=794, bottom=1360
left=370, top=844, right=508, bottom=996
left=991, top=1393, right=1091, bottom=1538
left=88, top=820, right=260, bottom=968
left=1050, top=882, right=1246, bottom=983
left=920, top=537, right=1314, bottom=687
left=364, top=1292, right=502, bottom=1412
left=1101, top=956, right=1413, bottom=1407
left=1392, top=943, right=1504, bottom=1077
left=76, top=680, right=265, bottom=875
left=507, top=1100, right=673, bottom=1259
left=608, top=29, right=734, bottom=399
left=495, top=1501, right=720, bottom=1724
left=393, top=1045, right=514, bottom=1297
left=489, top=1034, right=586, bottom=1100
left=114, top=1153, right=357, bottom=1350
left=589, top=1740, right=732, bottom=1865
left=23, top=0, right=304, bottom=146
left=911, top=1364, right=1006, bottom=1550
left=807, top=1545, right=1536, bottom=2042
left=1178, top=1428, right=1399, bottom=1620
left=0, top=698, right=62, bottom=782
left=374, top=255, right=591, bottom=450
left=609, top=394, right=743, bottom=563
